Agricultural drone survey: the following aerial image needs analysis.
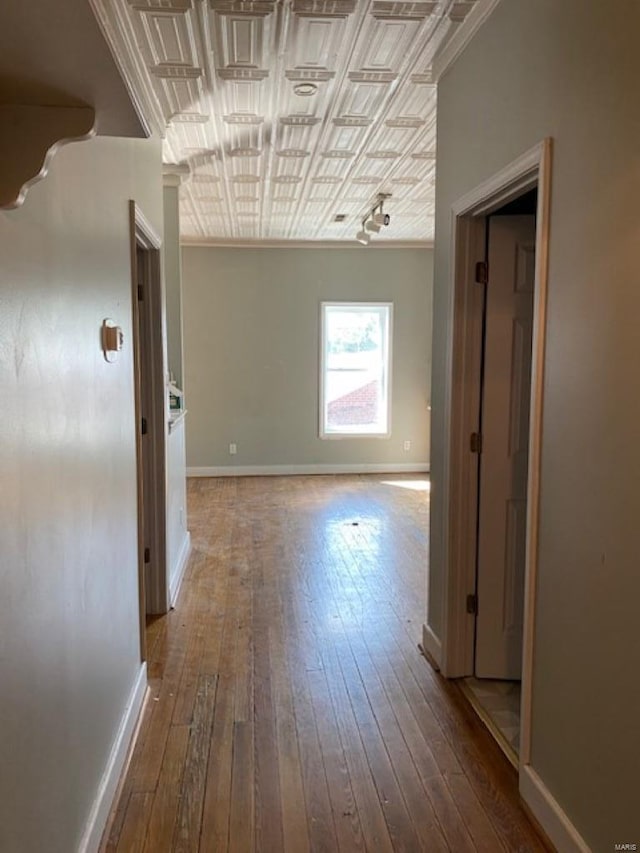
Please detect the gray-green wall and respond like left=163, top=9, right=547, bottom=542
left=0, top=136, right=162, bottom=852
left=430, top=1, right=640, bottom=848
left=163, top=183, right=184, bottom=388
left=182, top=247, right=432, bottom=470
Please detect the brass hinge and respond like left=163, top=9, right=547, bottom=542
left=466, top=594, right=478, bottom=615
left=475, top=260, right=488, bottom=285
left=470, top=432, right=483, bottom=454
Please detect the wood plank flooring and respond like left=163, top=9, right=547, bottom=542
left=102, top=474, right=550, bottom=852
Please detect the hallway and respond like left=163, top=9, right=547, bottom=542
left=102, top=475, right=547, bottom=852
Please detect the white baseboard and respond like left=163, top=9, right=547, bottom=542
left=169, top=531, right=191, bottom=608
left=78, top=663, right=148, bottom=853
left=187, top=462, right=430, bottom=477
left=421, top=623, right=442, bottom=670
left=520, top=765, right=590, bottom=853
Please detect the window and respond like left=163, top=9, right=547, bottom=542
left=320, top=302, right=392, bottom=437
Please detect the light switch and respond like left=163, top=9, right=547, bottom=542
left=102, top=318, right=124, bottom=363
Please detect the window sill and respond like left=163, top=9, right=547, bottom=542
left=320, top=431, right=391, bottom=440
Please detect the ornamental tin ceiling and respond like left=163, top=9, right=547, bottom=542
left=93, top=0, right=482, bottom=243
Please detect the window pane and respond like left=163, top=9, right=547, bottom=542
left=321, top=304, right=391, bottom=436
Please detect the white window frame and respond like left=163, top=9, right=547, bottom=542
left=319, top=301, right=393, bottom=439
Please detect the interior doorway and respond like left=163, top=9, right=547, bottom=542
left=476, top=194, right=538, bottom=681
left=461, top=195, right=537, bottom=763
left=440, top=140, right=552, bottom=773
left=129, top=202, right=168, bottom=661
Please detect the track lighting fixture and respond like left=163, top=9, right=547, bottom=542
left=355, top=227, right=370, bottom=245
left=372, top=212, right=391, bottom=227
left=354, top=192, right=391, bottom=244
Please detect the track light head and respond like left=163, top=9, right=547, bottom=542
left=372, top=212, right=391, bottom=227
left=365, top=219, right=381, bottom=233
left=355, top=229, right=370, bottom=245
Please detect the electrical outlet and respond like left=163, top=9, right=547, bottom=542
left=229, top=443, right=237, bottom=455
left=403, top=440, right=411, bottom=452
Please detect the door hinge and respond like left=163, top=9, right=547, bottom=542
left=475, top=260, right=488, bottom=285
left=141, top=416, right=148, bottom=436
left=144, top=547, right=151, bottom=564
left=137, top=284, right=144, bottom=301
left=466, top=594, right=478, bottom=615
left=470, top=432, right=483, bottom=454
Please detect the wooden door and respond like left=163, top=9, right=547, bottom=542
left=475, top=215, right=536, bottom=679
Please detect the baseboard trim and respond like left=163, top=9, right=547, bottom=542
left=520, top=765, right=590, bottom=853
left=421, top=623, right=442, bottom=670
left=187, top=463, right=430, bottom=477
left=78, top=663, right=148, bottom=853
left=169, top=531, right=191, bottom=608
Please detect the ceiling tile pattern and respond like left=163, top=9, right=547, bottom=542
left=94, top=0, right=481, bottom=243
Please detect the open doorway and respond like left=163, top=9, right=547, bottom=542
left=462, top=191, right=537, bottom=764
left=129, top=202, right=168, bottom=661
left=439, top=141, right=552, bottom=773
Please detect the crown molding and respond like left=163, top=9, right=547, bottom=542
left=163, top=163, right=190, bottom=187
left=180, top=238, right=434, bottom=250
left=433, top=0, right=504, bottom=81
left=88, top=0, right=165, bottom=138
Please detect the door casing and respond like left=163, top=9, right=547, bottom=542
left=438, top=139, right=552, bottom=766
left=129, top=201, right=169, bottom=661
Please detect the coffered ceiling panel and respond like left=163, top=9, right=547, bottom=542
left=92, top=0, right=489, bottom=244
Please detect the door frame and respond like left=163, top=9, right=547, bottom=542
left=440, top=139, right=552, bottom=765
left=129, top=201, right=168, bottom=660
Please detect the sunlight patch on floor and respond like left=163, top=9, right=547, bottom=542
left=381, top=479, right=431, bottom=492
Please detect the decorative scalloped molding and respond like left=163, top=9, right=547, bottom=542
left=433, top=0, right=504, bottom=80
left=0, top=104, right=95, bottom=209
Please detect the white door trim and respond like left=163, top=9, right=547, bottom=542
left=440, top=140, right=553, bottom=771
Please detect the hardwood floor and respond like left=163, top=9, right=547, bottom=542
left=102, top=474, right=549, bottom=852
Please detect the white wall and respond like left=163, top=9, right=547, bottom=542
left=182, top=246, right=432, bottom=472
left=0, top=135, right=162, bottom=852
left=430, top=1, right=640, bottom=848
